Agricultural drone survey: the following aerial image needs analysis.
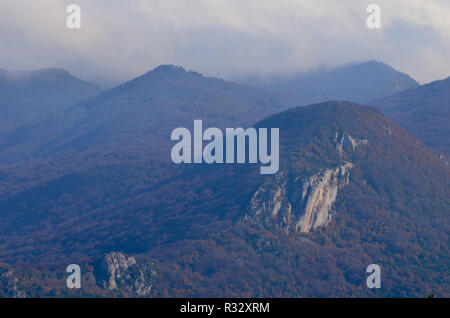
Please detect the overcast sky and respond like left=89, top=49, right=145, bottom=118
left=0, top=0, right=449, bottom=87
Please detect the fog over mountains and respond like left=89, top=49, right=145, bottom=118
left=234, top=61, right=419, bottom=107
left=0, top=68, right=101, bottom=133
left=0, top=65, right=280, bottom=166
left=0, top=61, right=448, bottom=297
left=0, top=61, right=425, bottom=166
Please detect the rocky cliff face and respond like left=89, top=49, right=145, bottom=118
left=104, top=252, right=136, bottom=290
left=334, top=132, right=368, bottom=157
left=99, top=252, right=157, bottom=296
left=245, top=162, right=353, bottom=234
left=296, top=162, right=354, bottom=232
left=245, top=130, right=368, bottom=234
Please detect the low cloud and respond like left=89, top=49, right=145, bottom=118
left=0, top=0, right=448, bottom=86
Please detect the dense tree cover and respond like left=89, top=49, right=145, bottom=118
left=0, top=102, right=447, bottom=297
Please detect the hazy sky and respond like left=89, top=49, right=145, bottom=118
left=0, top=0, right=449, bottom=87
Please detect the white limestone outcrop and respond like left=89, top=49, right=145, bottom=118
left=334, top=132, right=368, bottom=157
left=246, top=162, right=353, bottom=234
left=102, top=252, right=156, bottom=296
left=104, top=252, right=136, bottom=290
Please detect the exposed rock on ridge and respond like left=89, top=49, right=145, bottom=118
left=296, top=162, right=353, bottom=232
left=245, top=128, right=369, bottom=234
left=245, top=162, right=354, bottom=234
left=104, top=252, right=136, bottom=290
left=334, top=132, right=368, bottom=157
left=99, top=252, right=157, bottom=296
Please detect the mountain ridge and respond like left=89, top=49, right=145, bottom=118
left=0, top=64, right=282, bottom=166
left=234, top=60, right=419, bottom=106
left=0, top=67, right=101, bottom=133
left=368, top=76, right=450, bottom=156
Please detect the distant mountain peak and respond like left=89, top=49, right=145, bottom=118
left=334, top=60, right=409, bottom=76
left=32, top=67, right=71, bottom=75
left=235, top=60, right=419, bottom=106
left=148, top=64, right=203, bottom=78
left=0, top=67, right=96, bottom=88
left=0, top=67, right=72, bottom=81
left=0, top=67, right=101, bottom=132
left=361, top=60, right=389, bottom=66
left=153, top=64, right=185, bottom=73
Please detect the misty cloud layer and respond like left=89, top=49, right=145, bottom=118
left=0, top=0, right=449, bottom=87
